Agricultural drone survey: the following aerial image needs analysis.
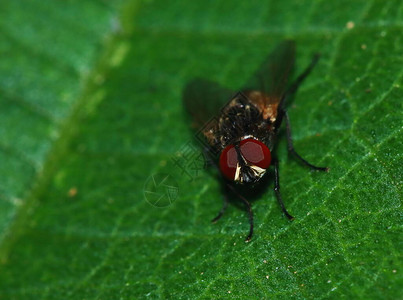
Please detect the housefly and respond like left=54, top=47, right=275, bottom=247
left=183, top=40, right=328, bottom=241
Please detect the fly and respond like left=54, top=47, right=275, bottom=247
left=183, top=40, right=329, bottom=242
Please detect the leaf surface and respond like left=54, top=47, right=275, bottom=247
left=0, top=0, right=401, bottom=299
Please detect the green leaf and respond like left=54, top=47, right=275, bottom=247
left=0, top=0, right=124, bottom=236
left=0, top=0, right=401, bottom=299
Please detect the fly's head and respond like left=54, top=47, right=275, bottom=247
left=219, top=137, right=271, bottom=184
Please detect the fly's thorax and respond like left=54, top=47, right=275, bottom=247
left=242, top=90, right=279, bottom=123
left=216, top=96, right=264, bottom=148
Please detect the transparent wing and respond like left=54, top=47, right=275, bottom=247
left=244, top=40, right=295, bottom=106
left=182, top=78, right=233, bottom=129
left=183, top=41, right=295, bottom=127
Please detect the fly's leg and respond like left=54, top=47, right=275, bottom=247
left=273, top=159, right=294, bottom=220
left=275, top=53, right=328, bottom=171
left=275, top=54, right=320, bottom=128
left=226, top=184, right=254, bottom=242
left=286, top=54, right=320, bottom=97
left=285, top=112, right=329, bottom=171
left=211, top=193, right=229, bottom=223
left=201, top=146, right=232, bottom=224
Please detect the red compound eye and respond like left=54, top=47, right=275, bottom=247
left=219, top=144, right=238, bottom=180
left=219, top=138, right=271, bottom=181
left=239, top=138, right=271, bottom=169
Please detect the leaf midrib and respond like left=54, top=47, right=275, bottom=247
left=0, top=9, right=130, bottom=263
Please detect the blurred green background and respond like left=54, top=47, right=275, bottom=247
left=0, top=0, right=401, bottom=299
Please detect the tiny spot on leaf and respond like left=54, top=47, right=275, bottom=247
left=68, top=187, right=77, bottom=198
